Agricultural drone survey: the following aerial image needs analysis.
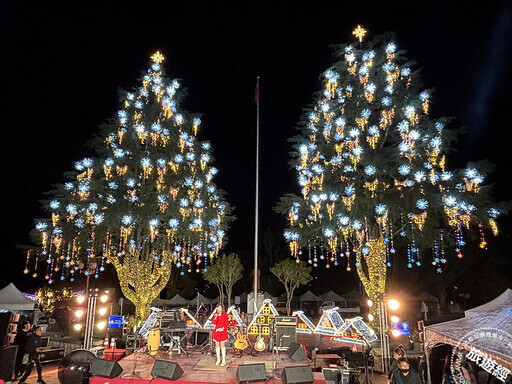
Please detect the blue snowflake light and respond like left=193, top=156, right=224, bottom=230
left=365, top=165, right=376, bottom=176
left=122, top=215, right=133, bottom=225
left=375, top=204, right=387, bottom=215
left=416, top=199, right=428, bottom=210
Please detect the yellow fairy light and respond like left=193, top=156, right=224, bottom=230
left=412, top=212, right=427, bottom=231
left=342, top=194, right=356, bottom=210
left=352, top=25, right=368, bottom=43
left=151, top=51, right=165, bottom=64
left=444, top=206, right=459, bottom=227
left=489, top=219, right=498, bottom=236
left=116, top=165, right=128, bottom=176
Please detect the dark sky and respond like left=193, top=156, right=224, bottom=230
left=2, top=1, right=512, bottom=292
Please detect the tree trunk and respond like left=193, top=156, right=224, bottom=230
left=226, top=283, right=232, bottom=307
left=286, top=287, right=293, bottom=315
left=356, top=237, right=387, bottom=325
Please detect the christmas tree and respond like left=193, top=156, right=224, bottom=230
left=277, top=30, right=501, bottom=317
left=30, top=52, right=233, bottom=320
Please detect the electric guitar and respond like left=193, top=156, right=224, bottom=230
left=254, top=334, right=266, bottom=352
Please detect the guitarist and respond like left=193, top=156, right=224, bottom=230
left=212, top=304, right=229, bottom=366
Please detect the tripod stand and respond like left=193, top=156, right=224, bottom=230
left=361, top=345, right=374, bottom=384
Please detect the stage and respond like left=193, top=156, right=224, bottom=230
left=90, top=333, right=374, bottom=384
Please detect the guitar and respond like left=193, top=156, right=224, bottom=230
left=254, top=334, right=265, bottom=352
left=234, top=332, right=248, bottom=350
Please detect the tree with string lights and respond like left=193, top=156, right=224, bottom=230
left=29, top=52, right=233, bottom=320
left=276, top=29, right=503, bottom=320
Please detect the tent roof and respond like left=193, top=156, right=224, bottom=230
left=425, top=293, right=512, bottom=368
left=319, top=290, right=347, bottom=302
left=0, top=283, right=37, bottom=311
left=151, top=297, right=173, bottom=307
left=188, top=293, right=214, bottom=305
left=465, top=288, right=512, bottom=318
left=299, top=290, right=322, bottom=302
left=168, top=294, right=188, bottom=305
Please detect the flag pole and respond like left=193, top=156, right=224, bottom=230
left=253, top=77, right=260, bottom=314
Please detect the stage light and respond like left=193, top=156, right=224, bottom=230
left=98, top=307, right=107, bottom=316
left=367, top=299, right=373, bottom=307
left=391, top=329, right=401, bottom=337
left=73, top=323, right=83, bottom=331
left=388, top=299, right=400, bottom=311
left=76, top=296, right=85, bottom=304
left=391, top=316, right=399, bottom=324
left=368, top=314, right=374, bottom=321
left=75, top=309, right=84, bottom=318
left=100, top=294, right=108, bottom=303
left=97, top=321, right=106, bottom=330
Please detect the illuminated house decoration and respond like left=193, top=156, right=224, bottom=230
left=293, top=310, right=316, bottom=334
left=227, top=305, right=245, bottom=327
left=248, top=299, right=279, bottom=337
left=315, top=307, right=344, bottom=336
left=202, top=311, right=216, bottom=330
left=139, top=307, right=162, bottom=338
left=181, top=308, right=203, bottom=329
left=334, top=317, right=377, bottom=345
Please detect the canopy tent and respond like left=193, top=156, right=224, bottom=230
left=0, top=283, right=37, bottom=311
left=465, top=288, right=512, bottom=318
left=188, top=293, right=214, bottom=306
left=168, top=294, right=188, bottom=306
left=151, top=297, right=173, bottom=307
left=319, top=290, right=347, bottom=304
left=299, top=290, right=322, bottom=302
left=425, top=289, right=512, bottom=368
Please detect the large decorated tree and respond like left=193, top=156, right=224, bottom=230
left=277, top=31, right=502, bottom=318
left=29, top=52, right=233, bottom=320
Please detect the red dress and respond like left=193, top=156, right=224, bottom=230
left=212, top=312, right=229, bottom=342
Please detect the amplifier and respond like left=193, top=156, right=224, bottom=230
left=275, top=316, right=297, bottom=326
left=39, top=347, right=65, bottom=363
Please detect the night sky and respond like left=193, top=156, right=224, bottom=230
left=2, top=1, right=511, bottom=296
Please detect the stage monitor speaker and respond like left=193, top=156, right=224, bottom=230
left=90, top=358, right=123, bottom=378
left=281, top=366, right=314, bottom=384
left=151, top=360, right=184, bottom=381
left=236, top=363, right=267, bottom=383
left=286, top=342, right=306, bottom=361
left=322, top=367, right=340, bottom=384
left=276, top=325, right=296, bottom=348
left=0, top=345, right=17, bottom=381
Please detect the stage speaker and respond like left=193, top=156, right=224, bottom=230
left=0, top=345, right=17, bottom=381
left=286, top=342, right=306, bottom=361
left=151, top=360, right=184, bottom=381
left=322, top=367, right=340, bottom=384
left=89, top=358, right=123, bottom=378
left=236, top=363, right=267, bottom=383
left=0, top=312, right=11, bottom=345
left=276, top=325, right=296, bottom=348
left=281, top=366, right=314, bottom=384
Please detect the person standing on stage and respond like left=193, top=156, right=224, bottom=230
left=19, top=326, right=45, bottom=384
left=212, top=304, right=229, bottom=366
left=14, top=321, right=32, bottom=378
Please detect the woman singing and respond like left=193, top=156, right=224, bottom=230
left=212, top=304, right=229, bottom=366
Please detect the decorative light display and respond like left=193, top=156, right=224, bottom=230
left=277, top=29, right=501, bottom=314
left=30, top=52, right=232, bottom=320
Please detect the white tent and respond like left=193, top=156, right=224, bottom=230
left=425, top=289, right=512, bottom=368
left=465, top=288, right=512, bottom=318
left=299, top=290, right=322, bottom=303
left=0, top=283, right=37, bottom=311
left=319, top=290, right=347, bottom=305
left=168, top=294, right=188, bottom=306
left=187, top=293, right=214, bottom=306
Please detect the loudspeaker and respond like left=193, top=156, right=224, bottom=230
left=0, top=312, right=11, bottom=345
left=276, top=325, right=296, bottom=348
left=236, top=363, right=267, bottom=383
left=281, top=366, right=314, bottom=384
left=151, top=360, right=184, bottom=381
left=90, top=358, right=123, bottom=378
left=0, top=345, right=17, bottom=381
left=322, top=367, right=340, bottom=384
left=286, top=342, right=306, bottom=361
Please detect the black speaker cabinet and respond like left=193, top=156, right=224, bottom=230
left=236, top=363, right=267, bottom=383
left=151, top=360, right=184, bottom=381
left=286, top=342, right=306, bottom=361
left=0, top=345, right=17, bottom=381
left=276, top=325, right=296, bottom=348
left=0, top=312, right=11, bottom=345
left=90, top=358, right=123, bottom=378
left=281, top=366, right=314, bottom=384
left=322, top=367, right=340, bottom=384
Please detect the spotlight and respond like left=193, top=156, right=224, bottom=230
left=73, top=323, right=83, bottom=331
left=97, top=321, right=106, bottom=330
left=367, top=299, right=373, bottom=307
left=76, top=296, right=85, bottom=304
left=391, top=316, right=399, bottom=324
left=98, top=307, right=107, bottom=316
left=100, top=294, right=108, bottom=303
left=75, top=309, right=84, bottom=318
left=368, top=314, right=374, bottom=321
left=391, top=329, right=401, bottom=337
left=388, top=299, right=400, bottom=311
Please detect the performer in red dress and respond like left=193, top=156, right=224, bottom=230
left=212, top=304, right=229, bottom=366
